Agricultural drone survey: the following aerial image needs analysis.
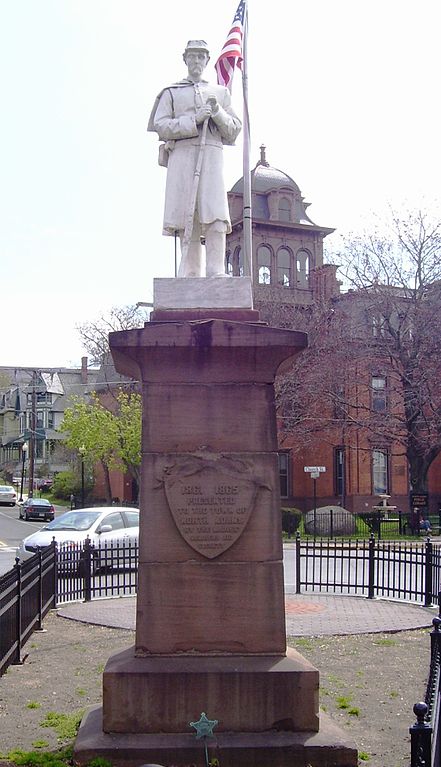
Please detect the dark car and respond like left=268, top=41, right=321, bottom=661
left=19, top=498, right=55, bottom=522
left=37, top=478, right=53, bottom=491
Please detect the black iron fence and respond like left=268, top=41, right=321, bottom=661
left=3, top=534, right=441, bottom=675
left=0, top=542, right=56, bottom=676
left=410, top=617, right=441, bottom=767
left=295, top=534, right=441, bottom=606
left=0, top=538, right=138, bottom=677
left=56, top=538, right=138, bottom=604
left=291, top=508, right=441, bottom=540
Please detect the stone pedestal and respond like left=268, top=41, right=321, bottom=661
left=74, top=313, right=357, bottom=767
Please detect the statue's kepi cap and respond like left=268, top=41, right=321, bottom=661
left=184, top=39, right=210, bottom=55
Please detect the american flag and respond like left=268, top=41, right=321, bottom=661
left=215, top=0, right=246, bottom=91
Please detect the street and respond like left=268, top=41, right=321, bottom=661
left=0, top=503, right=65, bottom=575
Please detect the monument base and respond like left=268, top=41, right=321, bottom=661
left=101, top=647, right=319, bottom=734
left=74, top=705, right=358, bottom=767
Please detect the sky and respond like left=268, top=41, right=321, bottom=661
left=1, top=0, right=440, bottom=369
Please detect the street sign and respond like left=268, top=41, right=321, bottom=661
left=303, top=466, right=326, bottom=473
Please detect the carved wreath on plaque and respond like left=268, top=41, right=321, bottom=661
left=156, top=453, right=270, bottom=559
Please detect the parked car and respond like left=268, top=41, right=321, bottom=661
left=19, top=497, right=55, bottom=522
left=18, top=507, right=140, bottom=572
left=0, top=485, right=17, bottom=506
left=37, top=478, right=53, bottom=491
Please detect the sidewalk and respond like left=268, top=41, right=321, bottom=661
left=57, top=592, right=437, bottom=637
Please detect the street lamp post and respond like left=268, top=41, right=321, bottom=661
left=79, top=445, right=86, bottom=509
left=19, top=442, right=28, bottom=502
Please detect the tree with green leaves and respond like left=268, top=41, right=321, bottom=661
left=60, top=395, right=118, bottom=502
left=60, top=390, right=142, bottom=502
left=113, top=389, right=142, bottom=489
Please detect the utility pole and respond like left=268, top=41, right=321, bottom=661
left=28, top=371, right=37, bottom=498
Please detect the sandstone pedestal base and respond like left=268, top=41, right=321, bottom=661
left=74, top=705, right=358, bottom=767
left=102, top=647, right=319, bottom=734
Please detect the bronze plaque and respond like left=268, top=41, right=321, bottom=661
left=164, top=466, right=257, bottom=559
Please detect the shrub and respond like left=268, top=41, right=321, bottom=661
left=281, top=507, right=302, bottom=537
left=51, top=471, right=81, bottom=500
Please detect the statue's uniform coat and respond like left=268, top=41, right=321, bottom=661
left=149, top=79, right=241, bottom=235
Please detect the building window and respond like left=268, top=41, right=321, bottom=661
left=236, top=246, right=244, bottom=276
left=279, top=452, right=290, bottom=499
left=334, top=447, right=345, bottom=497
left=37, top=391, right=52, bottom=404
left=277, top=248, right=291, bottom=287
left=296, top=249, right=310, bottom=288
left=372, top=315, right=386, bottom=337
left=372, top=449, right=389, bottom=495
left=226, top=246, right=243, bottom=277
left=333, top=382, right=347, bottom=420
left=372, top=376, right=387, bottom=412
left=278, top=196, right=291, bottom=222
left=257, top=245, right=272, bottom=285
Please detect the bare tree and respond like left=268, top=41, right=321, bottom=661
left=333, top=208, right=441, bottom=497
left=274, top=207, right=441, bottom=502
left=76, top=305, right=149, bottom=366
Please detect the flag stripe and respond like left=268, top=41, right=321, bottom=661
left=214, top=0, right=246, bottom=91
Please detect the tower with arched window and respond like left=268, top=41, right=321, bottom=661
left=226, top=146, right=340, bottom=309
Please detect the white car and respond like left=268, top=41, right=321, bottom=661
left=0, top=485, right=17, bottom=507
left=18, top=507, right=139, bottom=571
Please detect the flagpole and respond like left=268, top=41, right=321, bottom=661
left=242, top=2, right=253, bottom=281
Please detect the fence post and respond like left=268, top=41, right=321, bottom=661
left=410, top=702, right=432, bottom=767
left=295, top=532, right=301, bottom=594
left=83, top=538, right=92, bottom=602
left=398, top=509, right=403, bottom=536
left=51, top=539, right=58, bottom=608
left=12, top=558, right=22, bottom=665
left=425, top=538, right=433, bottom=607
left=368, top=534, right=375, bottom=599
left=430, top=616, right=441, bottom=661
left=36, top=549, right=43, bottom=631
left=330, top=509, right=334, bottom=539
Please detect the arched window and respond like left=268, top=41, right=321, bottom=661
left=236, top=246, right=244, bottom=277
left=278, top=196, right=291, bottom=222
left=226, top=246, right=243, bottom=276
left=296, top=249, right=310, bottom=288
left=257, top=245, right=272, bottom=285
left=277, top=247, right=291, bottom=287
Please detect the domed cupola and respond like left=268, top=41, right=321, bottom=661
left=229, top=145, right=315, bottom=226
left=226, top=147, right=337, bottom=305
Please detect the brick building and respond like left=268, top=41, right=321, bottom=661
left=227, top=148, right=441, bottom=515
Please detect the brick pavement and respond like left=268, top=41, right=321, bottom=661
left=57, top=592, right=436, bottom=636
